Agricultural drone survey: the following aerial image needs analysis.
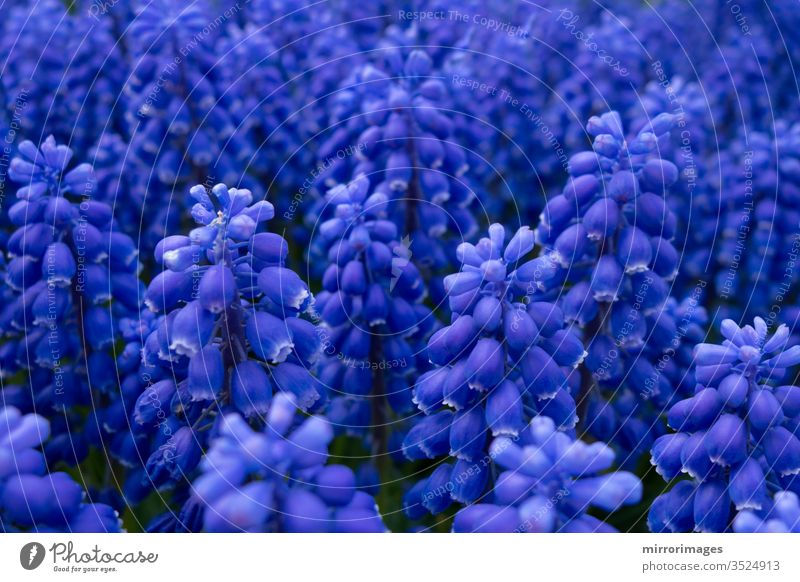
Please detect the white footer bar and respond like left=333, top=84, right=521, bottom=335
left=0, top=534, right=796, bottom=581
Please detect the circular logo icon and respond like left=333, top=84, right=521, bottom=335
left=20, top=542, right=46, bottom=570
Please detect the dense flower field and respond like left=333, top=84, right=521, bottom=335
left=1, top=0, right=799, bottom=533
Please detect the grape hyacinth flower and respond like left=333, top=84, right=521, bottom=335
left=0, top=406, right=121, bottom=532
left=123, top=0, right=257, bottom=249
left=313, top=175, right=435, bottom=455
left=191, top=394, right=385, bottom=532
left=0, top=0, right=126, bottom=152
left=536, top=110, right=685, bottom=463
left=733, top=491, right=800, bottom=533
left=439, top=1, right=590, bottom=215
left=135, top=182, right=321, bottom=490
left=307, top=49, right=481, bottom=297
left=712, top=123, right=800, bottom=322
left=402, top=223, right=585, bottom=515
left=1, top=136, right=140, bottom=467
left=452, top=416, right=642, bottom=532
left=649, top=318, right=800, bottom=532
left=212, top=17, right=312, bottom=195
